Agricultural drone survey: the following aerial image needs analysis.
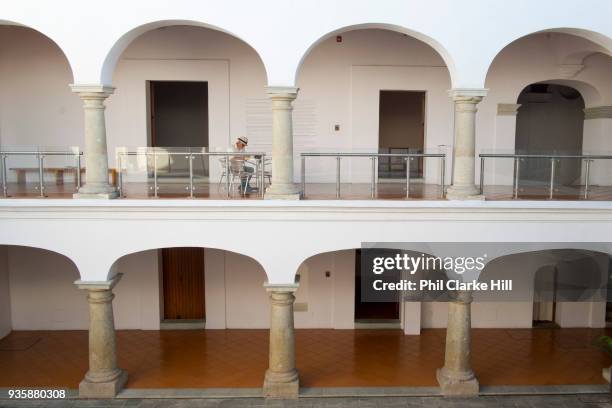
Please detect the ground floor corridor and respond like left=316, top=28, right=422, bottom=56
left=1, top=328, right=610, bottom=390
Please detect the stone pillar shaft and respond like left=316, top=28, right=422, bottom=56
left=71, top=85, right=118, bottom=199
left=265, top=87, right=300, bottom=199
left=86, top=289, right=120, bottom=381
left=437, top=291, right=478, bottom=396
left=263, top=284, right=299, bottom=398
left=76, top=274, right=127, bottom=397
left=446, top=89, right=487, bottom=200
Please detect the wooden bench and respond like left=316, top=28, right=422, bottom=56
left=10, top=167, right=118, bottom=186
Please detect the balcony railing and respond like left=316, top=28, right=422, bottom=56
left=300, top=151, right=446, bottom=199
left=4, top=146, right=612, bottom=202
left=116, top=147, right=268, bottom=199
left=479, top=151, right=612, bottom=200
left=0, top=147, right=82, bottom=197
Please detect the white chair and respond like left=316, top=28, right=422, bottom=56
left=229, top=158, right=255, bottom=196
left=219, top=156, right=254, bottom=196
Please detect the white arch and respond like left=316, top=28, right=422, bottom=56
left=109, top=245, right=266, bottom=280
left=294, top=23, right=457, bottom=87
left=99, top=19, right=269, bottom=86
left=103, top=241, right=270, bottom=283
left=484, top=27, right=612, bottom=89
left=0, top=19, right=75, bottom=82
left=513, top=79, right=601, bottom=108
left=0, top=243, right=81, bottom=279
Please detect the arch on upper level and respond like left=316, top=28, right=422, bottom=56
left=99, top=19, right=269, bottom=86
left=294, top=23, right=456, bottom=87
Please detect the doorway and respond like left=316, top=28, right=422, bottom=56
left=532, top=265, right=558, bottom=328
left=354, top=249, right=400, bottom=324
left=378, top=91, right=425, bottom=180
left=149, top=81, right=210, bottom=183
left=515, top=84, right=584, bottom=188
left=150, top=81, right=209, bottom=148
left=161, top=247, right=205, bottom=321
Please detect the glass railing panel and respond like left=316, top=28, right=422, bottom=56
left=299, top=147, right=446, bottom=199
left=0, top=146, right=81, bottom=197
left=116, top=147, right=268, bottom=199
left=479, top=150, right=612, bottom=200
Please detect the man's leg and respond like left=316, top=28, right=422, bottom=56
left=241, top=166, right=255, bottom=193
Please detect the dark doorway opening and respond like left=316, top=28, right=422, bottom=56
left=515, top=84, right=584, bottom=188
left=378, top=90, right=425, bottom=180
left=162, top=247, right=205, bottom=321
left=532, top=265, right=558, bottom=328
left=354, top=249, right=400, bottom=322
left=150, top=81, right=209, bottom=148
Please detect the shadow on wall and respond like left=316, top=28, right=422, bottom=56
left=109, top=247, right=269, bottom=330
left=0, top=245, right=82, bottom=335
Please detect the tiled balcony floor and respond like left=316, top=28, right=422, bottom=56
left=3, top=182, right=612, bottom=201
left=0, top=328, right=610, bottom=389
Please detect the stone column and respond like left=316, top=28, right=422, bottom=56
left=446, top=89, right=487, bottom=200
left=263, top=283, right=299, bottom=398
left=437, top=290, right=479, bottom=396
left=75, top=274, right=127, bottom=398
left=264, top=86, right=300, bottom=200
left=70, top=85, right=118, bottom=199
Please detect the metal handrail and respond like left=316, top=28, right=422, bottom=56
left=300, top=152, right=446, bottom=199
left=0, top=149, right=83, bottom=198
left=479, top=152, right=608, bottom=199
left=116, top=149, right=267, bottom=198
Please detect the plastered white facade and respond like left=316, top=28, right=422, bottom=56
left=2, top=241, right=606, bottom=332
left=1, top=200, right=611, bottom=333
left=1, top=1, right=612, bottom=337
left=2, top=24, right=612, bottom=185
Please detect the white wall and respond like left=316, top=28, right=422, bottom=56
left=224, top=251, right=270, bottom=328
left=0, top=26, right=81, bottom=148
left=583, top=116, right=612, bottom=186
left=2, top=27, right=612, bottom=188
left=113, top=250, right=160, bottom=330
left=297, top=29, right=452, bottom=184
left=483, top=33, right=612, bottom=186
left=203, top=248, right=227, bottom=329
left=3, top=244, right=609, bottom=331
left=7, top=247, right=160, bottom=330
left=0, top=246, right=11, bottom=338
left=0, top=26, right=82, bottom=183
left=2, top=0, right=612, bottom=87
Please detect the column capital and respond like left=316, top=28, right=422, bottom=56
left=449, top=88, right=488, bottom=103
left=584, top=106, right=612, bottom=120
left=266, top=86, right=299, bottom=100
left=75, top=273, right=123, bottom=291
left=264, top=282, right=299, bottom=293
left=70, top=84, right=115, bottom=99
left=449, top=289, right=473, bottom=304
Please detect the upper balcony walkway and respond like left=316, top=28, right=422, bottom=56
left=2, top=147, right=612, bottom=202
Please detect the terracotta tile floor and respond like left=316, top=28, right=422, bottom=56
left=4, top=182, right=612, bottom=200
left=1, top=328, right=611, bottom=389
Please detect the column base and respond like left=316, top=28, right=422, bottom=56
left=73, top=191, right=119, bottom=199
left=74, top=183, right=119, bottom=199
left=79, top=369, right=127, bottom=398
left=263, top=369, right=299, bottom=399
left=265, top=184, right=301, bottom=200
left=445, top=185, right=484, bottom=201
left=436, top=367, right=479, bottom=397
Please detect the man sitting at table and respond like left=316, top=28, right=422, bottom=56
left=230, top=136, right=256, bottom=193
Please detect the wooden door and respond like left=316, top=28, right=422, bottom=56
left=162, top=247, right=205, bottom=320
